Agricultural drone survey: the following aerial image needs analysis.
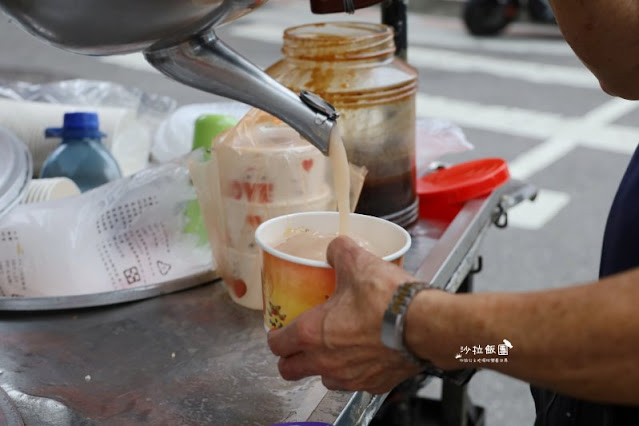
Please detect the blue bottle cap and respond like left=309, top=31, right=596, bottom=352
left=45, top=112, right=107, bottom=139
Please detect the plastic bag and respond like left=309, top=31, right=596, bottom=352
left=0, top=78, right=175, bottom=120
left=416, top=118, right=474, bottom=177
left=0, top=152, right=214, bottom=298
left=0, top=79, right=176, bottom=176
left=189, top=109, right=366, bottom=310
left=152, top=102, right=251, bottom=163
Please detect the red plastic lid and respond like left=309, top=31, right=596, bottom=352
left=418, top=158, right=510, bottom=206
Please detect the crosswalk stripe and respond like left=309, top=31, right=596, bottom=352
left=508, top=98, right=639, bottom=179
left=409, top=47, right=598, bottom=89
left=227, top=23, right=283, bottom=44
left=416, top=94, right=639, bottom=154
left=506, top=98, right=637, bottom=229
left=581, top=98, right=638, bottom=124
left=508, top=138, right=577, bottom=180
left=406, top=18, right=572, bottom=57
left=417, top=94, right=565, bottom=138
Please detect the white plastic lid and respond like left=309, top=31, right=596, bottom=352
left=0, top=126, right=32, bottom=221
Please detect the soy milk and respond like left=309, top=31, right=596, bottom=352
left=274, top=227, right=382, bottom=262
left=329, top=128, right=350, bottom=235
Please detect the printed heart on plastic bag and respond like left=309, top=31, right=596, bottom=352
left=302, top=159, right=314, bottom=172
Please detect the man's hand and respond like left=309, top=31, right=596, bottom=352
left=267, top=236, right=422, bottom=394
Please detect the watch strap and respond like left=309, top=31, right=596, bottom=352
left=381, top=281, right=430, bottom=351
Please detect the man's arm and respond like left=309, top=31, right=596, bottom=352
left=406, top=267, right=639, bottom=405
left=268, top=237, right=639, bottom=403
left=549, top=0, right=639, bottom=99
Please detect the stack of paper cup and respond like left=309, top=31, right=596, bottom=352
left=216, top=142, right=335, bottom=310
left=20, top=177, right=80, bottom=204
left=216, top=143, right=329, bottom=201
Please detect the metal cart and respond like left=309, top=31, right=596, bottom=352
left=0, top=2, right=537, bottom=423
left=0, top=179, right=535, bottom=425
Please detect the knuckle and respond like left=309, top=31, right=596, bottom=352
left=297, top=317, right=320, bottom=348
left=315, top=356, right=337, bottom=375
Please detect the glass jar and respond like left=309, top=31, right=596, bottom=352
left=266, top=22, right=418, bottom=227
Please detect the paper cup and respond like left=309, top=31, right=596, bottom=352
left=20, top=177, right=80, bottom=204
left=255, top=212, right=411, bottom=330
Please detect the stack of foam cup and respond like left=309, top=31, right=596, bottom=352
left=20, top=177, right=81, bottom=204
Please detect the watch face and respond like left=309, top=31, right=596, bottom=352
left=381, top=306, right=401, bottom=349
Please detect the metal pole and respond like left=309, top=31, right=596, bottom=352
left=381, top=0, right=408, bottom=60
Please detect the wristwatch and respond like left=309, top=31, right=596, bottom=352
left=381, top=281, right=431, bottom=362
left=381, top=281, right=476, bottom=386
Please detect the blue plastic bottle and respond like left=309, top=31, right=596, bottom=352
left=40, top=112, right=122, bottom=192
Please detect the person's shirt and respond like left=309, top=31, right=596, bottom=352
left=532, top=146, right=639, bottom=425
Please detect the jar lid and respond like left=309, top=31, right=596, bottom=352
left=417, top=158, right=509, bottom=220
left=0, top=127, right=32, bottom=221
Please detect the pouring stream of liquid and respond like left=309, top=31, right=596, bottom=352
left=328, top=127, right=350, bottom=235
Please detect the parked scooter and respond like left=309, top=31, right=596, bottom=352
left=463, top=0, right=555, bottom=36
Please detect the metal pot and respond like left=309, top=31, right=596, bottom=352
left=0, top=0, right=340, bottom=153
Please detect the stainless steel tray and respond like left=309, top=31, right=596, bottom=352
left=0, top=270, right=218, bottom=311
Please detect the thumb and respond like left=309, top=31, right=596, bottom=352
left=326, top=235, right=359, bottom=271
left=326, top=235, right=372, bottom=293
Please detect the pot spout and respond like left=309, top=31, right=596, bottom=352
left=145, top=30, right=336, bottom=155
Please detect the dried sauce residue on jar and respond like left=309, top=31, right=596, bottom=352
left=267, top=22, right=419, bottom=227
